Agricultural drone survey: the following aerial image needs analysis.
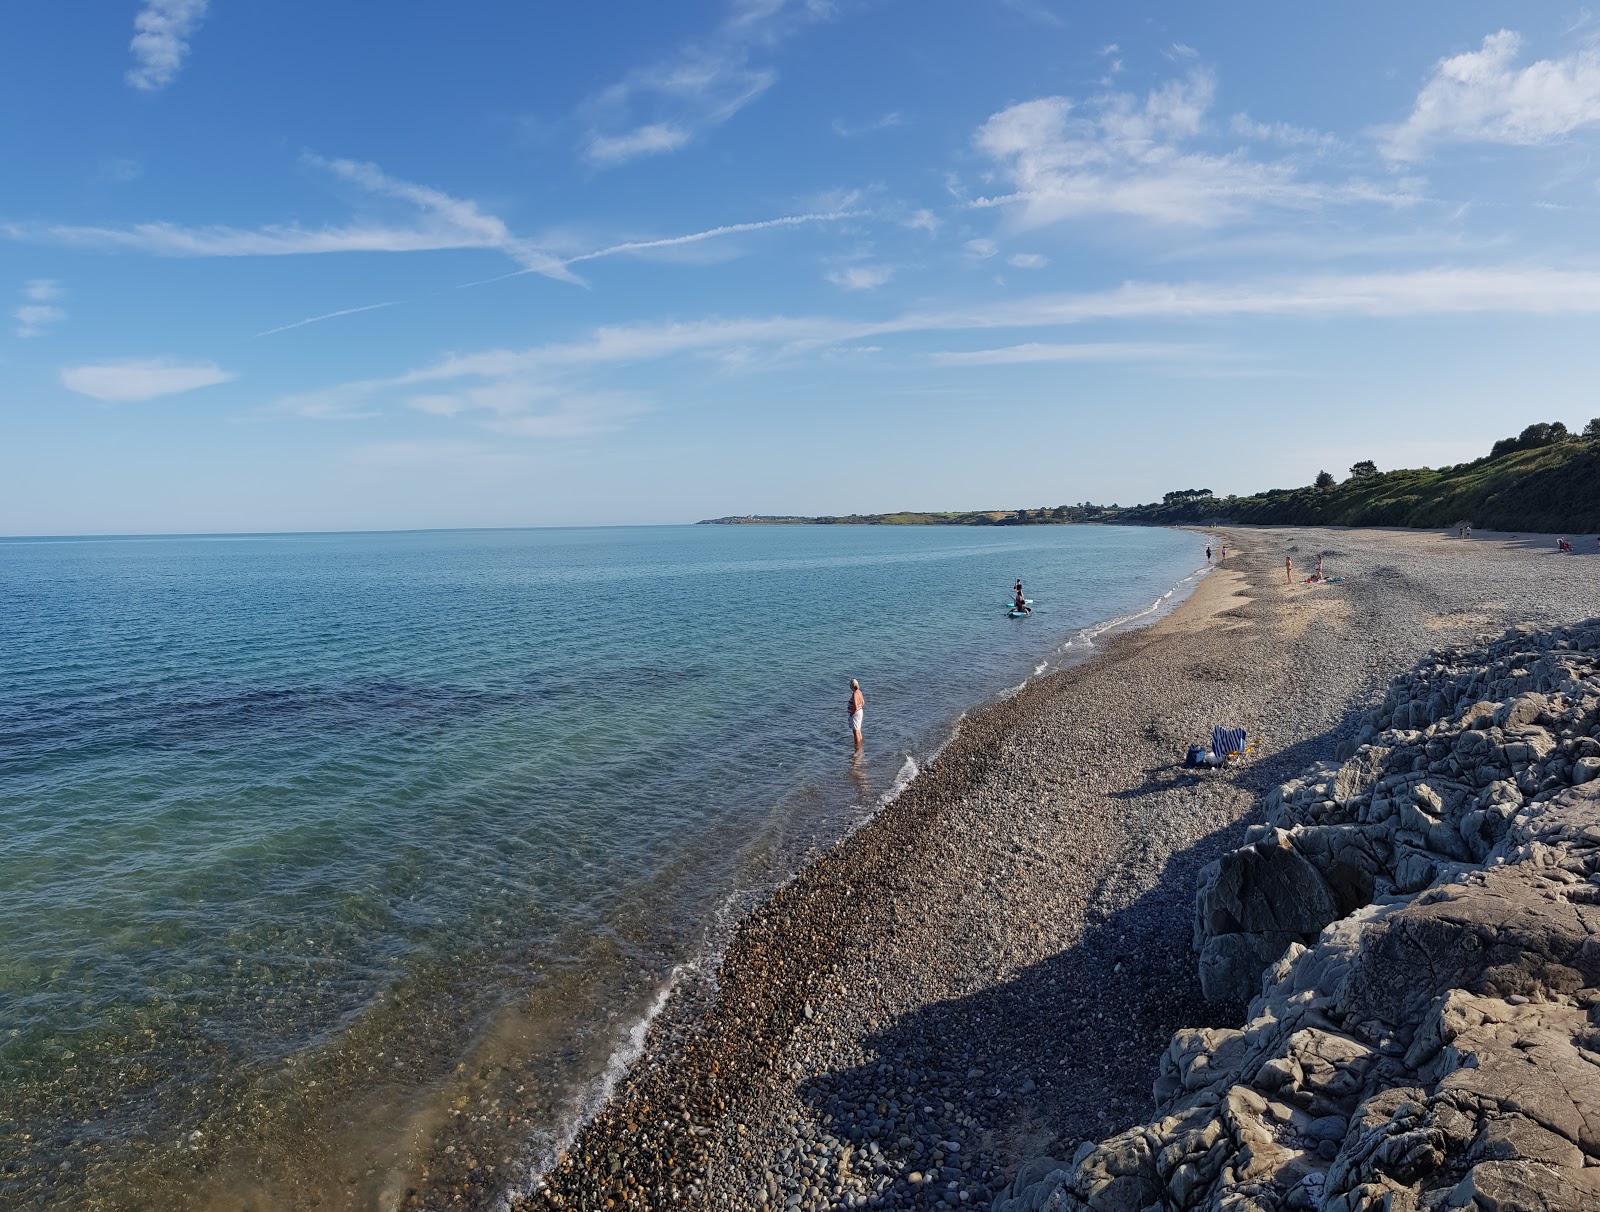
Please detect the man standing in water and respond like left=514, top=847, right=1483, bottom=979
left=848, top=679, right=865, bottom=749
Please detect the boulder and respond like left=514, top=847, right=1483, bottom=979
left=999, top=622, right=1600, bottom=1212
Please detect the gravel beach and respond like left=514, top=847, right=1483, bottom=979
left=519, top=526, right=1600, bottom=1212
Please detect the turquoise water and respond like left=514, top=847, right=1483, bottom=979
left=0, top=523, right=1205, bottom=1208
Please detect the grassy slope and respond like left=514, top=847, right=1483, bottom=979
left=698, top=440, right=1600, bottom=532
left=1125, top=440, right=1600, bottom=533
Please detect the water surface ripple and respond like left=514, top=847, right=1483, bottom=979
left=0, top=524, right=1205, bottom=1207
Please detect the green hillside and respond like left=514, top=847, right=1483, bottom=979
left=1124, top=425, right=1600, bottom=532
left=699, top=422, right=1600, bottom=534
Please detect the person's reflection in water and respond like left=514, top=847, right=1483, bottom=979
left=848, top=747, right=871, bottom=805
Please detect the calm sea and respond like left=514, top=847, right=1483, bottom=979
left=0, top=523, right=1206, bottom=1209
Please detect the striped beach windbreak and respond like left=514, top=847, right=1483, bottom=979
left=1212, top=726, right=1248, bottom=756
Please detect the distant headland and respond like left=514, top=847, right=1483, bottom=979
left=700, top=418, right=1600, bottom=534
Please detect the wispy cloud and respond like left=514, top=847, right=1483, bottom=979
left=1380, top=30, right=1600, bottom=161
left=271, top=265, right=1600, bottom=434
left=126, top=0, right=208, bottom=92
left=580, top=0, right=836, bottom=165
left=973, top=69, right=1414, bottom=228
left=932, top=341, right=1212, bottom=365
left=61, top=357, right=234, bottom=402
left=586, top=124, right=694, bottom=164
left=15, top=279, right=66, bottom=338
left=825, top=264, right=893, bottom=290
left=8, top=156, right=847, bottom=297
left=98, top=157, right=144, bottom=184
left=4, top=156, right=580, bottom=283
left=566, top=210, right=857, bottom=266
left=1007, top=252, right=1048, bottom=269
left=832, top=112, right=905, bottom=137
left=999, top=0, right=1065, bottom=28
left=254, top=301, right=397, bottom=338
left=1230, top=113, right=1339, bottom=151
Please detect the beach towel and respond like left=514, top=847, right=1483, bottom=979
left=1212, top=726, right=1248, bottom=757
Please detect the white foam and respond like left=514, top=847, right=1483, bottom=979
left=881, top=754, right=919, bottom=805
left=496, top=962, right=692, bottom=1209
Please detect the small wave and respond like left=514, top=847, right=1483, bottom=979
left=879, top=754, right=920, bottom=806
left=499, top=964, right=690, bottom=1209
left=1056, top=559, right=1209, bottom=657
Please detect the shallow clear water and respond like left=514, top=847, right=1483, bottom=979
left=0, top=523, right=1205, bottom=1207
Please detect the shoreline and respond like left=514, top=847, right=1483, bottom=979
left=511, top=542, right=1242, bottom=1209
left=494, top=547, right=1217, bottom=1202
left=509, top=525, right=1600, bottom=1212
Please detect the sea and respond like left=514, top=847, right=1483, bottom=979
left=0, top=522, right=1207, bottom=1209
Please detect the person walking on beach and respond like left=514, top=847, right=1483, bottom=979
left=848, top=679, right=865, bottom=749
left=1206, top=545, right=1212, bottom=562
left=1286, top=555, right=1293, bottom=585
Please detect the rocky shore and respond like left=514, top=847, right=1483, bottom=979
left=1002, top=619, right=1600, bottom=1212
left=516, top=528, right=1600, bottom=1212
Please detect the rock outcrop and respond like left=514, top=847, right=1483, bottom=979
left=998, top=621, right=1600, bottom=1212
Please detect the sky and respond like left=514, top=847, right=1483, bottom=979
left=6, top=2, right=1600, bottom=533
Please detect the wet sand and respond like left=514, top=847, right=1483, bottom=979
left=502, top=526, right=1600, bottom=1212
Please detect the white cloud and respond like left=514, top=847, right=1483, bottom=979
left=586, top=123, right=694, bottom=165
left=15, top=279, right=66, bottom=337
left=1000, top=0, right=1065, bottom=28
left=1230, top=113, right=1339, bottom=151
left=254, top=301, right=396, bottom=338
left=832, top=112, right=905, bottom=137
left=904, top=208, right=940, bottom=234
left=932, top=341, right=1210, bottom=365
left=1007, top=253, right=1048, bottom=269
left=1380, top=30, right=1600, bottom=161
left=270, top=265, right=1600, bottom=437
left=5, top=156, right=580, bottom=284
left=487, top=393, right=650, bottom=438
left=580, top=0, right=834, bottom=165
left=98, top=157, right=144, bottom=184
left=826, top=264, right=892, bottom=290
left=964, top=238, right=998, bottom=259
left=126, top=0, right=208, bottom=92
left=973, top=70, right=1413, bottom=228
left=566, top=210, right=857, bottom=266
left=61, top=357, right=234, bottom=402
left=8, top=158, right=848, bottom=294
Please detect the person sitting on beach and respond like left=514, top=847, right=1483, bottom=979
left=848, top=679, right=865, bottom=749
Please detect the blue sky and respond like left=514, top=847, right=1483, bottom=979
left=6, top=2, right=1600, bottom=533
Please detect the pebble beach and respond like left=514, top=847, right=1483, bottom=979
left=502, top=526, right=1600, bottom=1212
